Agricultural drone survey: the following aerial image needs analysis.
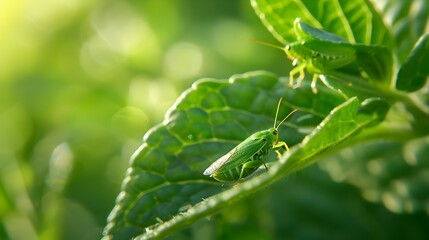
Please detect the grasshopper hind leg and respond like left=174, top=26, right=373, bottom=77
left=238, top=159, right=267, bottom=180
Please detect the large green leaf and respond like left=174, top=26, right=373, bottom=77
left=103, top=71, right=346, bottom=239
left=251, top=0, right=393, bottom=47
left=396, top=34, right=429, bottom=92
left=134, top=96, right=389, bottom=239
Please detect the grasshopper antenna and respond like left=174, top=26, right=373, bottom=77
left=249, top=38, right=284, bottom=51
left=276, top=109, right=297, bottom=129
left=273, top=97, right=298, bottom=128
left=273, top=97, right=283, bottom=128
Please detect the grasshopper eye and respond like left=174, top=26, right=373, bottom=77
left=285, top=45, right=291, bottom=51
left=273, top=129, right=278, bottom=135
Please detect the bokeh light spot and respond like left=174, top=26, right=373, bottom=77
left=164, top=42, right=203, bottom=79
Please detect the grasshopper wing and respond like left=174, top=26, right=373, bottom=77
left=203, top=148, right=236, bottom=176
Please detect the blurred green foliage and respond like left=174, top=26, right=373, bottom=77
left=0, top=1, right=284, bottom=239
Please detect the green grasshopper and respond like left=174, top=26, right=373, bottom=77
left=203, top=98, right=297, bottom=182
left=254, top=18, right=392, bottom=93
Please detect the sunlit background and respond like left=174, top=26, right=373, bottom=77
left=0, top=1, right=289, bottom=239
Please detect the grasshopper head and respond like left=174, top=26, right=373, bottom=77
left=267, top=127, right=279, bottom=145
left=284, top=42, right=305, bottom=62
left=285, top=45, right=294, bottom=60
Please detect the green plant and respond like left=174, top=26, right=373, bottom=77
left=103, top=0, right=429, bottom=239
